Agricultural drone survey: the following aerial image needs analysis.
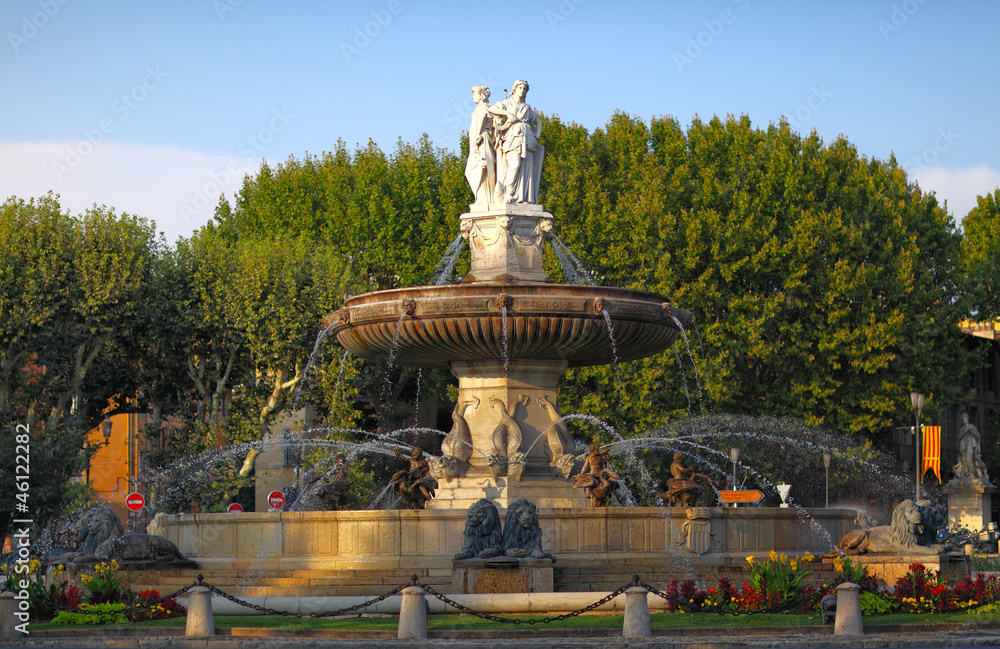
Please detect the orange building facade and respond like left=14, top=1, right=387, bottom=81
left=82, top=412, right=145, bottom=527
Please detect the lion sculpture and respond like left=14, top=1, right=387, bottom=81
left=77, top=507, right=125, bottom=554
left=92, top=533, right=198, bottom=568
left=52, top=506, right=125, bottom=563
left=453, top=499, right=503, bottom=560
left=501, top=498, right=555, bottom=561
left=57, top=506, right=197, bottom=568
left=836, top=500, right=942, bottom=555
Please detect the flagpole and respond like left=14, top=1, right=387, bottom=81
left=910, top=392, right=925, bottom=502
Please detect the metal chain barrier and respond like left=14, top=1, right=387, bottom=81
left=198, top=574, right=407, bottom=618
left=419, top=575, right=635, bottom=625
left=42, top=571, right=1000, bottom=622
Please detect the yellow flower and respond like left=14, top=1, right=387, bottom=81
left=81, top=575, right=93, bottom=585
left=779, top=553, right=788, bottom=564
left=802, top=551, right=814, bottom=562
left=790, top=560, right=799, bottom=571
left=110, top=559, right=120, bottom=570
left=768, top=550, right=778, bottom=562
left=746, top=555, right=755, bottom=564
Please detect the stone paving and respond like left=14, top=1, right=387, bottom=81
left=9, top=625, right=1000, bottom=649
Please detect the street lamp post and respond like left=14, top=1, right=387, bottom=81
left=84, top=418, right=114, bottom=484
left=823, top=452, right=831, bottom=508
left=910, top=391, right=925, bottom=502
left=730, top=447, right=740, bottom=507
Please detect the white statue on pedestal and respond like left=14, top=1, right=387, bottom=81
left=464, top=86, right=496, bottom=207
left=488, top=80, right=544, bottom=205
left=954, top=412, right=988, bottom=482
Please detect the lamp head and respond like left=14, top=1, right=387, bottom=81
left=100, top=418, right=113, bottom=441
left=730, top=447, right=740, bottom=463
left=823, top=452, right=831, bottom=468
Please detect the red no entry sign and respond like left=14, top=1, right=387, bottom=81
left=125, top=492, right=145, bottom=512
left=227, top=503, right=244, bottom=513
left=267, top=490, right=285, bottom=509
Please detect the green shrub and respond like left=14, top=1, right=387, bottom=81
left=52, top=603, right=128, bottom=625
left=859, top=591, right=896, bottom=615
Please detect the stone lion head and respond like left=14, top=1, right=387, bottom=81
left=502, top=498, right=553, bottom=561
left=466, top=498, right=501, bottom=537
left=453, top=498, right=503, bottom=560
left=890, top=499, right=921, bottom=548
left=76, top=507, right=125, bottom=555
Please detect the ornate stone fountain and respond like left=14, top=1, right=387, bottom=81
left=328, top=82, right=691, bottom=508
left=151, top=83, right=863, bottom=595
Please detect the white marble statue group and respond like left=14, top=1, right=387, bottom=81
left=465, top=80, right=544, bottom=207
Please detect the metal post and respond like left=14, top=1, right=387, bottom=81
left=730, top=447, right=739, bottom=507
left=910, top=392, right=924, bottom=502
left=823, top=453, right=831, bottom=508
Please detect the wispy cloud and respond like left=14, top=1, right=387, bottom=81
left=912, top=164, right=1000, bottom=222
left=0, top=141, right=261, bottom=243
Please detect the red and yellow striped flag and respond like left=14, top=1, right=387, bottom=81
left=922, top=425, right=941, bottom=483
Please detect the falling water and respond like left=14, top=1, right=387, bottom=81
left=670, top=315, right=704, bottom=412
left=672, top=344, right=692, bottom=413
left=431, top=234, right=466, bottom=285
left=335, top=349, right=350, bottom=394
left=550, top=235, right=594, bottom=285
left=292, top=320, right=336, bottom=409
left=500, top=303, right=510, bottom=378
left=600, top=309, right=625, bottom=409
left=378, top=312, right=408, bottom=431
left=412, top=367, right=422, bottom=426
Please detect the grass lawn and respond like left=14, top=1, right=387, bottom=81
left=27, top=610, right=1000, bottom=632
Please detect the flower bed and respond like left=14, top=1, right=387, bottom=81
left=655, top=553, right=1000, bottom=617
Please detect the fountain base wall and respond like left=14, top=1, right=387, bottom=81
left=152, top=507, right=857, bottom=578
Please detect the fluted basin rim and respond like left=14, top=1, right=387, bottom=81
left=328, top=282, right=691, bottom=369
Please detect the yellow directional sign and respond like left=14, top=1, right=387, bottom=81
left=719, top=490, right=764, bottom=503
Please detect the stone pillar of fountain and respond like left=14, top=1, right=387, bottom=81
left=427, top=357, right=588, bottom=509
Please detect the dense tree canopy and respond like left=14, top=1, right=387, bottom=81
left=213, top=114, right=971, bottom=445
left=0, top=194, right=158, bottom=532
left=1, top=112, right=992, bottom=525
left=961, top=188, right=1000, bottom=321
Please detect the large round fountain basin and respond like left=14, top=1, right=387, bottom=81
left=329, top=283, right=691, bottom=369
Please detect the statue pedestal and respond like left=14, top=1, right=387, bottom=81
left=452, top=557, right=553, bottom=593
left=460, top=205, right=553, bottom=283
left=943, top=479, right=996, bottom=530
left=427, top=475, right=588, bottom=510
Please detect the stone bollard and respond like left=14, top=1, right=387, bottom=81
left=185, top=586, right=215, bottom=637
left=0, top=591, right=16, bottom=640
left=833, top=582, right=863, bottom=635
left=622, top=586, right=651, bottom=639
left=398, top=586, right=428, bottom=640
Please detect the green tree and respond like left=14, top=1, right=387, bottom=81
left=198, top=114, right=970, bottom=467
left=545, top=114, right=969, bottom=441
left=0, top=194, right=157, bottom=533
left=961, top=188, right=1000, bottom=320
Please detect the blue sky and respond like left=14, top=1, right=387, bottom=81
left=2, top=0, right=998, bottom=243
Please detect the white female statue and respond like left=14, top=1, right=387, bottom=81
left=464, top=86, right=496, bottom=207
left=489, top=80, right=544, bottom=204
left=954, top=412, right=987, bottom=481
